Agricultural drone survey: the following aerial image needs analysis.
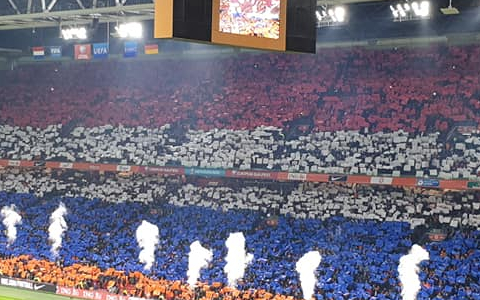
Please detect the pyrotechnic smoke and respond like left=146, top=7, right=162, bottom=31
left=48, top=202, right=68, bottom=257
left=296, top=251, right=322, bottom=300
left=398, top=244, right=430, bottom=300
left=1, top=204, right=22, bottom=245
left=136, top=220, right=159, bottom=270
left=187, top=241, right=213, bottom=287
left=224, top=232, right=254, bottom=287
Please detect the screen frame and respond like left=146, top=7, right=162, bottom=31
left=154, top=0, right=174, bottom=38
left=211, top=0, right=287, bottom=51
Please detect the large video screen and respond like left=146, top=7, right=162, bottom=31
left=219, top=0, right=281, bottom=39
left=155, top=0, right=316, bottom=53
left=212, top=0, right=287, bottom=51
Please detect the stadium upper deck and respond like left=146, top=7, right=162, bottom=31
left=0, top=45, right=479, bottom=132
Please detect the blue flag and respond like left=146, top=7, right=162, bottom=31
left=93, top=43, right=109, bottom=59
left=49, top=46, right=62, bottom=58
left=124, top=41, right=138, bottom=58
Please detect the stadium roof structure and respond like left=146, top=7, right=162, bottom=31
left=0, top=0, right=451, bottom=31
left=0, top=0, right=479, bottom=53
left=0, top=0, right=479, bottom=31
left=0, top=0, right=155, bottom=30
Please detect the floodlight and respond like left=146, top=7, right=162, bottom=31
left=335, top=6, right=346, bottom=22
left=316, top=5, right=347, bottom=26
left=61, top=27, right=87, bottom=40
left=391, top=1, right=430, bottom=21
left=419, top=1, right=430, bottom=17
left=115, top=22, right=143, bottom=39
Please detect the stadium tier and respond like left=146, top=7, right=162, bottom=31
left=0, top=169, right=479, bottom=227
left=1, top=124, right=480, bottom=179
left=0, top=46, right=479, bottom=180
left=0, top=46, right=479, bottom=131
left=0, top=168, right=478, bottom=299
left=0, top=37, right=480, bottom=300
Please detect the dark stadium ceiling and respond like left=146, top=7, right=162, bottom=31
left=0, top=0, right=480, bottom=52
left=0, top=0, right=154, bottom=30
left=0, top=0, right=479, bottom=30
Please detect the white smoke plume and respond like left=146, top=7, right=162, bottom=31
left=187, top=241, right=213, bottom=287
left=398, top=244, right=430, bottom=300
left=136, top=220, right=159, bottom=270
left=1, top=204, right=22, bottom=245
left=48, top=202, right=68, bottom=257
left=224, top=232, right=254, bottom=287
left=296, top=251, right=322, bottom=300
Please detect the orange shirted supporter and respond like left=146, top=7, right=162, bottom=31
left=206, top=290, right=215, bottom=299
left=172, top=280, right=181, bottom=290
left=108, top=280, right=116, bottom=289
left=0, top=257, right=300, bottom=300
left=166, top=289, right=174, bottom=300
left=159, top=283, right=167, bottom=294
left=57, top=278, right=65, bottom=286
left=105, top=268, right=115, bottom=276
left=42, top=273, right=52, bottom=283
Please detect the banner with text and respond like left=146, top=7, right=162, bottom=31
left=140, top=166, right=185, bottom=175
left=124, top=41, right=138, bottom=58
left=49, top=46, right=62, bottom=58
left=287, top=172, right=307, bottom=181
left=185, top=168, right=226, bottom=177
left=0, top=159, right=35, bottom=167
left=226, top=170, right=277, bottom=180
left=467, top=181, right=480, bottom=189
left=370, top=176, right=393, bottom=185
left=0, top=276, right=56, bottom=293
left=417, top=178, right=440, bottom=188
left=56, top=286, right=129, bottom=300
left=93, top=43, right=109, bottom=59
left=0, top=158, right=479, bottom=191
left=75, top=44, right=92, bottom=60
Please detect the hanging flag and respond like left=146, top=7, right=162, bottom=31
left=144, top=44, right=159, bottom=55
left=124, top=41, right=138, bottom=58
left=49, top=46, right=62, bottom=58
left=32, top=47, right=45, bottom=59
left=93, top=43, right=109, bottom=59
left=74, top=44, right=92, bottom=60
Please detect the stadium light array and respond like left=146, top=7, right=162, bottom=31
left=61, top=27, right=87, bottom=40
left=316, top=6, right=346, bottom=27
left=390, top=1, right=430, bottom=21
left=115, top=22, right=143, bottom=39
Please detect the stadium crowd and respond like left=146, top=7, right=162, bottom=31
left=0, top=46, right=479, bottom=179
left=0, top=168, right=478, bottom=299
left=0, top=168, right=479, bottom=228
left=0, top=44, right=479, bottom=300
left=0, top=46, right=479, bottom=132
left=1, top=124, right=480, bottom=178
